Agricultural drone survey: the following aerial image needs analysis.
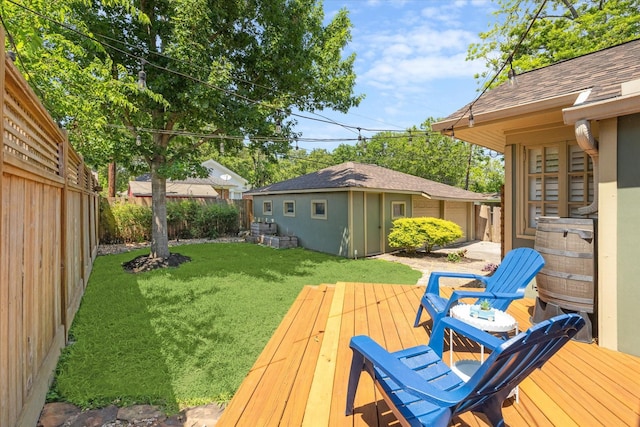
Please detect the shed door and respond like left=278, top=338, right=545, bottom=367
left=366, top=193, right=382, bottom=255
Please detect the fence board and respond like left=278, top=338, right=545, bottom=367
left=1, top=35, right=99, bottom=427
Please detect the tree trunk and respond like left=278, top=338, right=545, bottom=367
left=108, top=161, right=116, bottom=197
left=150, top=159, right=170, bottom=259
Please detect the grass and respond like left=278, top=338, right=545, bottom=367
left=51, top=243, right=421, bottom=413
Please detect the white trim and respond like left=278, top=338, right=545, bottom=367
left=597, top=118, right=618, bottom=351
left=563, top=92, right=640, bottom=125
left=283, top=200, right=296, bottom=217
left=311, top=199, right=327, bottom=220
left=391, top=201, right=406, bottom=218
left=262, top=200, right=273, bottom=216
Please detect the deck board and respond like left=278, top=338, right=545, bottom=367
left=217, top=283, right=640, bottom=427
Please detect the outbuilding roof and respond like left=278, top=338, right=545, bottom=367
left=246, top=162, right=488, bottom=202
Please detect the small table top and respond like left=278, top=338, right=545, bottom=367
left=450, top=303, right=517, bottom=333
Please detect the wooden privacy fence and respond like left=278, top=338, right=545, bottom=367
left=0, top=35, right=100, bottom=427
left=475, top=204, right=501, bottom=243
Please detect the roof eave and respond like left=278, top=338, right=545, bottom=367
left=563, top=91, right=640, bottom=124
left=432, top=92, right=582, bottom=152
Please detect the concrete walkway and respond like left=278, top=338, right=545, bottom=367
left=373, top=240, right=502, bottom=287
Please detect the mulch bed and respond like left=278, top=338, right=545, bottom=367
left=122, top=253, right=191, bottom=273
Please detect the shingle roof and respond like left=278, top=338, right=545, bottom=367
left=129, top=181, right=219, bottom=198
left=246, top=162, right=487, bottom=201
left=443, top=38, right=640, bottom=121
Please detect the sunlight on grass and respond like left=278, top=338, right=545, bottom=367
left=52, top=243, right=420, bottom=412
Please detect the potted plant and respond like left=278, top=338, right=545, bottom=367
left=471, top=299, right=496, bottom=321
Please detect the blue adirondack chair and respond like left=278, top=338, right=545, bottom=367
left=414, top=247, right=545, bottom=328
left=346, top=313, right=585, bottom=427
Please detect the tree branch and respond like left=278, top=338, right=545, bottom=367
left=559, top=0, right=580, bottom=19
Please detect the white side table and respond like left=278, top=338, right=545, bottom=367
left=448, top=304, right=519, bottom=401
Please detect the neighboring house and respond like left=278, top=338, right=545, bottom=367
left=128, top=180, right=219, bottom=205
left=245, top=162, right=488, bottom=258
left=128, top=159, right=250, bottom=203
left=432, top=39, right=640, bottom=357
left=201, top=159, right=251, bottom=200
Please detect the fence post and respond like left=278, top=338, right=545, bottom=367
left=59, top=132, right=69, bottom=337
left=0, top=31, right=5, bottom=267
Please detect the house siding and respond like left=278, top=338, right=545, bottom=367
left=617, top=113, right=640, bottom=357
left=252, top=192, right=350, bottom=257
left=253, top=190, right=477, bottom=258
left=412, top=196, right=441, bottom=217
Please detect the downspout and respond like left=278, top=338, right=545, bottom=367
left=574, top=119, right=598, bottom=215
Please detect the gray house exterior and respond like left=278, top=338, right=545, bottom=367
left=246, top=162, right=487, bottom=258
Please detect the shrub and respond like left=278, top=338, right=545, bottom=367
left=388, top=217, right=463, bottom=253
left=447, top=249, right=467, bottom=263
left=110, top=202, right=152, bottom=243
left=103, top=200, right=240, bottom=242
left=167, top=200, right=200, bottom=239
left=98, top=197, right=119, bottom=244
left=194, top=203, right=239, bottom=239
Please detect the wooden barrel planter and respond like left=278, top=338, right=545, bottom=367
left=532, top=217, right=596, bottom=342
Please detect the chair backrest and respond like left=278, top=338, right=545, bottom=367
left=484, top=247, right=545, bottom=311
left=453, top=313, right=585, bottom=416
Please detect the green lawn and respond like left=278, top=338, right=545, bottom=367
left=51, top=243, right=420, bottom=413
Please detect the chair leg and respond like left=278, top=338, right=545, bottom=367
left=414, top=305, right=423, bottom=327
left=481, top=395, right=506, bottom=427
left=345, top=351, right=365, bottom=415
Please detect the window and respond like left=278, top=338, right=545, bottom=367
left=520, top=142, right=593, bottom=235
left=568, top=144, right=594, bottom=217
left=311, top=200, right=327, bottom=219
left=262, top=200, right=273, bottom=215
left=526, top=145, right=559, bottom=230
left=283, top=200, right=295, bottom=217
left=391, top=201, right=406, bottom=218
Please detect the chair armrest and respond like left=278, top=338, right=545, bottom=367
left=429, top=317, right=503, bottom=358
left=491, top=292, right=524, bottom=300
left=350, top=336, right=463, bottom=405
left=426, top=272, right=488, bottom=294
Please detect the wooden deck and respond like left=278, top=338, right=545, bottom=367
left=217, top=282, right=640, bottom=426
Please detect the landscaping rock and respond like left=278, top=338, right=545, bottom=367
left=70, top=405, right=118, bottom=427
left=183, top=403, right=225, bottom=426
left=117, top=405, right=165, bottom=423
left=38, top=402, right=81, bottom=427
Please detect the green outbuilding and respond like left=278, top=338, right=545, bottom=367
left=245, top=162, right=488, bottom=258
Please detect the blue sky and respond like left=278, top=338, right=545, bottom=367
left=293, top=0, right=497, bottom=151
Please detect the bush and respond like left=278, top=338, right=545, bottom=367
left=104, top=200, right=240, bottom=242
left=98, top=197, right=119, bottom=244
left=388, top=217, right=463, bottom=253
left=167, top=200, right=200, bottom=239
left=110, top=202, right=153, bottom=243
left=194, top=203, right=239, bottom=239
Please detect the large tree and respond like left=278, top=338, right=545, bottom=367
left=467, top=0, right=640, bottom=84
left=6, top=0, right=361, bottom=258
